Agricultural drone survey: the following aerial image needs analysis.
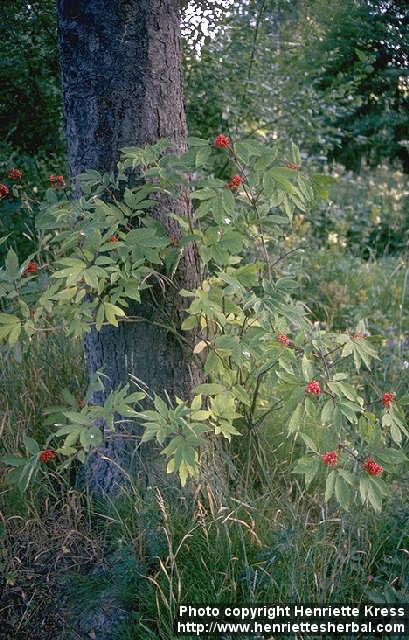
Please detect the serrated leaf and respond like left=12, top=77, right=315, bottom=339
left=292, top=456, right=319, bottom=487
left=335, top=476, right=351, bottom=510
left=23, top=435, right=39, bottom=455
left=1, top=454, right=26, bottom=467
left=288, top=403, right=304, bottom=434
left=6, top=249, right=19, bottom=279
left=104, top=302, right=126, bottom=327
left=195, top=383, right=226, bottom=395
left=301, top=355, right=314, bottom=381
left=300, top=433, right=318, bottom=452
left=321, top=400, right=334, bottom=425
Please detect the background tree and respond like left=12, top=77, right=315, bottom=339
left=303, top=0, right=409, bottom=172
left=0, top=1, right=63, bottom=157
left=184, top=0, right=338, bottom=156
left=185, top=0, right=409, bottom=170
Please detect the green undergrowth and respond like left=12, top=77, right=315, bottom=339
left=0, top=252, right=408, bottom=639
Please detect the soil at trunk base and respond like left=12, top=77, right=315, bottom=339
left=61, top=553, right=140, bottom=640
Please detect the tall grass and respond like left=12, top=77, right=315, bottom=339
left=0, top=255, right=408, bottom=639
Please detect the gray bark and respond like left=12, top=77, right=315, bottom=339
left=57, top=0, right=202, bottom=495
left=57, top=0, right=187, bottom=176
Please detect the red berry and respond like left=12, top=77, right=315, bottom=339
left=277, top=334, right=290, bottom=347
left=49, top=174, right=65, bottom=187
left=8, top=168, right=22, bottom=180
left=322, top=450, right=337, bottom=466
left=228, top=175, right=243, bottom=190
left=110, top=234, right=119, bottom=243
left=39, top=449, right=57, bottom=463
left=363, top=458, right=383, bottom=476
left=23, top=261, right=38, bottom=276
left=214, top=134, right=230, bottom=148
left=305, top=380, right=321, bottom=395
left=382, top=392, right=396, bottom=408
left=286, top=161, right=301, bottom=170
left=0, top=183, right=9, bottom=198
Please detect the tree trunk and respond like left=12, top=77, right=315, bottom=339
left=57, top=0, right=201, bottom=494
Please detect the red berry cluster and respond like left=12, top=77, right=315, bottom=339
left=214, top=134, right=230, bottom=148
left=277, top=334, right=290, bottom=347
left=382, top=392, right=396, bottom=408
left=0, top=167, right=23, bottom=199
left=49, top=174, right=65, bottom=187
left=228, top=175, right=243, bottom=190
left=23, top=261, right=38, bottom=276
left=110, top=234, right=119, bottom=243
left=9, top=168, right=22, bottom=180
left=363, top=458, right=383, bottom=476
left=286, top=161, right=301, bottom=170
left=0, top=183, right=9, bottom=198
left=322, top=450, right=337, bottom=466
left=39, top=449, right=57, bottom=463
left=305, top=380, right=321, bottom=395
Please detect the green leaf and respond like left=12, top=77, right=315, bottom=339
left=288, top=403, right=304, bottom=434
left=325, top=470, right=337, bottom=502
left=390, top=421, right=402, bottom=445
left=23, top=435, right=39, bottom=455
left=79, top=426, right=103, bottom=451
left=6, top=249, right=20, bottom=279
left=62, top=411, right=91, bottom=425
left=299, top=433, right=318, bottom=452
left=337, top=469, right=355, bottom=486
left=292, top=456, right=320, bottom=487
left=267, top=168, right=295, bottom=194
left=190, top=410, right=210, bottom=421
left=104, top=302, right=126, bottom=327
left=96, top=303, right=105, bottom=331
left=214, top=419, right=241, bottom=441
left=18, top=457, right=39, bottom=492
left=1, top=454, right=26, bottom=467
left=321, top=400, right=334, bottom=425
left=7, top=323, right=21, bottom=345
left=54, top=425, right=82, bottom=438
left=195, top=383, right=226, bottom=395
left=301, top=355, right=314, bottom=381
left=222, top=188, right=235, bottom=215
left=125, top=391, right=146, bottom=403
left=367, top=477, right=383, bottom=512
left=195, top=146, right=212, bottom=167
left=335, top=476, right=352, bottom=510
left=231, top=385, right=251, bottom=407
left=339, top=401, right=359, bottom=424
left=290, top=142, right=301, bottom=166
left=191, top=188, right=216, bottom=201
left=187, top=137, right=209, bottom=147
left=360, top=476, right=369, bottom=504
